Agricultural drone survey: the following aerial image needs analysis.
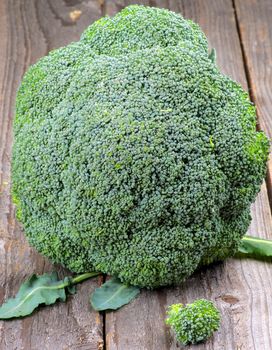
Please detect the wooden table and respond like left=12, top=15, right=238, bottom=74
left=1, top=0, right=272, bottom=349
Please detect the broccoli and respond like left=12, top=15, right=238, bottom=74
left=12, top=5, right=269, bottom=288
left=166, top=299, right=220, bottom=345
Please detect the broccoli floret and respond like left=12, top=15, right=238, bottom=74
left=166, top=299, right=220, bottom=345
left=14, top=5, right=208, bottom=132
left=81, top=5, right=209, bottom=56
left=12, top=5, right=269, bottom=288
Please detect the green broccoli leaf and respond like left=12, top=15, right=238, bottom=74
left=0, top=271, right=100, bottom=319
left=208, top=48, right=216, bottom=63
left=63, top=276, right=77, bottom=295
left=90, top=277, right=140, bottom=311
left=238, top=235, right=272, bottom=259
left=0, top=272, right=66, bottom=319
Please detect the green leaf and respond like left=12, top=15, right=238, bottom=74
left=238, top=235, right=272, bottom=259
left=208, top=48, right=216, bottom=63
left=90, top=277, right=140, bottom=311
left=0, top=271, right=101, bottom=320
left=64, top=276, right=77, bottom=295
left=0, top=272, right=66, bottom=319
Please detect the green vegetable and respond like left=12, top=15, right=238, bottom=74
left=90, top=277, right=140, bottom=311
left=208, top=48, right=216, bottom=63
left=0, top=272, right=99, bottom=319
left=166, top=299, right=220, bottom=345
left=12, top=5, right=269, bottom=289
left=237, top=235, right=272, bottom=259
left=1, top=235, right=272, bottom=319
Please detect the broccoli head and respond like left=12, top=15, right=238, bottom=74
left=12, top=5, right=269, bottom=288
left=166, top=299, right=220, bottom=345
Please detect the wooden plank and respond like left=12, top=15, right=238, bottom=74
left=233, top=0, right=272, bottom=205
left=0, top=1, right=104, bottom=349
left=104, top=1, right=272, bottom=349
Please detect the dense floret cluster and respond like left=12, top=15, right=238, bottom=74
left=166, top=299, right=220, bottom=345
left=12, top=5, right=269, bottom=288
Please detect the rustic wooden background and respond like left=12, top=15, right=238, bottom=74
left=0, top=0, right=272, bottom=349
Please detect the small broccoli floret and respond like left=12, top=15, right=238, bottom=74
left=166, top=299, right=220, bottom=345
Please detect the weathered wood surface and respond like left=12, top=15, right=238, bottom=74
left=234, top=0, right=272, bottom=206
left=0, top=1, right=104, bottom=350
left=104, top=0, right=272, bottom=349
left=0, top=0, right=272, bottom=349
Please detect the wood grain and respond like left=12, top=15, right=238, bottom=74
left=233, top=0, right=272, bottom=206
left=104, top=1, right=272, bottom=349
left=0, top=1, right=104, bottom=349
left=1, top=0, right=272, bottom=349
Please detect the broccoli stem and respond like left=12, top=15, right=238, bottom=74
left=48, top=272, right=102, bottom=290
left=71, top=272, right=101, bottom=284
left=237, top=235, right=272, bottom=260
left=242, top=235, right=272, bottom=246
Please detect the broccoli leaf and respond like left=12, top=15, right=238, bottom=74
left=90, top=277, right=140, bottom=311
left=0, top=271, right=100, bottom=319
left=208, top=48, right=216, bottom=63
left=238, top=235, right=272, bottom=259
left=0, top=272, right=66, bottom=319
